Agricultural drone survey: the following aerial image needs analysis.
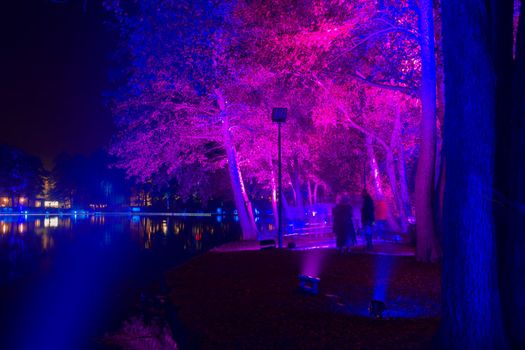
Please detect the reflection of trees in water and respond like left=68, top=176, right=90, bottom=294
left=1, top=215, right=240, bottom=263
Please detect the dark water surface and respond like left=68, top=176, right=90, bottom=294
left=0, top=214, right=240, bottom=350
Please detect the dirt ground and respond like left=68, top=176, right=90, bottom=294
left=165, top=249, right=441, bottom=349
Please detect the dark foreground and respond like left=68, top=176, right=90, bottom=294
left=166, top=249, right=441, bottom=349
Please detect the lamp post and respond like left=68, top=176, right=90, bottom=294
left=272, top=107, right=287, bottom=249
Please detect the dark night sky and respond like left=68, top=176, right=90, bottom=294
left=0, top=0, right=115, bottom=169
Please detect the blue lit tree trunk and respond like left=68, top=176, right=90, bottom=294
left=415, top=0, right=440, bottom=262
left=440, top=0, right=507, bottom=348
left=501, top=1, right=525, bottom=346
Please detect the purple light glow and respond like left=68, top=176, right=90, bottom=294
left=300, top=249, right=325, bottom=279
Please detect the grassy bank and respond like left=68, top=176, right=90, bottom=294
left=166, top=249, right=441, bottom=349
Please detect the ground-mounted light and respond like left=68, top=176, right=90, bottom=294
left=298, top=274, right=320, bottom=295
left=368, top=299, right=386, bottom=319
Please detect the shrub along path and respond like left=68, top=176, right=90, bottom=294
left=165, top=249, right=441, bottom=349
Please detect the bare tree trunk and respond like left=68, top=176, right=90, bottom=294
left=293, top=155, right=304, bottom=210
left=397, top=138, right=411, bottom=217
left=217, top=90, right=257, bottom=240
left=501, top=0, right=525, bottom=345
left=366, top=137, right=400, bottom=231
left=366, top=136, right=383, bottom=198
left=313, top=182, right=319, bottom=204
left=270, top=165, right=279, bottom=231
left=290, top=178, right=297, bottom=204
left=238, top=163, right=258, bottom=233
left=440, top=0, right=508, bottom=347
left=307, top=180, right=313, bottom=206
left=389, top=109, right=408, bottom=232
left=222, top=120, right=257, bottom=240
left=386, top=150, right=406, bottom=232
left=415, top=0, right=440, bottom=262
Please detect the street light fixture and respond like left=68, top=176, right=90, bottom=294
left=272, top=107, right=287, bottom=249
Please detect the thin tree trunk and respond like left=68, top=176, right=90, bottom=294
left=386, top=150, right=406, bottom=232
left=389, top=109, right=408, bottom=232
left=281, top=190, right=290, bottom=228
left=366, top=137, right=400, bottom=231
left=290, top=178, right=297, bottom=204
left=397, top=139, right=411, bottom=217
left=313, top=182, right=319, bottom=204
left=237, top=162, right=258, bottom=233
left=293, top=155, right=304, bottom=214
left=307, top=180, right=313, bottom=206
left=270, top=165, right=279, bottom=231
left=366, top=136, right=383, bottom=198
left=415, top=0, right=439, bottom=262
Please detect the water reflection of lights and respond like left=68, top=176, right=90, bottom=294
left=18, top=223, right=26, bottom=234
left=173, top=221, right=184, bottom=235
left=42, top=233, right=54, bottom=251
left=44, top=217, right=59, bottom=228
left=145, top=232, right=152, bottom=249
left=1, top=222, right=8, bottom=234
left=162, top=220, right=168, bottom=235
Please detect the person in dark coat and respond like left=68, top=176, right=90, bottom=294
left=332, top=194, right=356, bottom=253
left=361, top=189, right=375, bottom=250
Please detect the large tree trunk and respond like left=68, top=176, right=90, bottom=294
left=500, top=0, right=525, bottom=346
left=216, top=90, right=257, bottom=240
left=222, top=119, right=257, bottom=240
left=415, top=0, right=440, bottom=262
left=440, top=0, right=508, bottom=347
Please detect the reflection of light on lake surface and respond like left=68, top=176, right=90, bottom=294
left=42, top=233, right=54, bottom=251
left=0, top=213, right=242, bottom=350
left=44, top=217, right=59, bottom=228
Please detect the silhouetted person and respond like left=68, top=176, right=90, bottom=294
left=361, top=190, right=375, bottom=250
left=332, top=194, right=356, bottom=253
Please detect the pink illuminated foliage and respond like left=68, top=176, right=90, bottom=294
left=106, top=0, right=425, bottom=234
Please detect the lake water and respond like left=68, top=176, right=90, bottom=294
left=0, top=214, right=241, bottom=350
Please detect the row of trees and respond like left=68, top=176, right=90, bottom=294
left=105, top=0, right=438, bottom=253
left=0, top=145, right=130, bottom=209
left=0, top=144, right=44, bottom=206
left=105, top=0, right=525, bottom=347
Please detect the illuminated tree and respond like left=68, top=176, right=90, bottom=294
left=105, top=0, right=261, bottom=238
left=106, top=0, right=434, bottom=243
left=0, top=144, right=44, bottom=207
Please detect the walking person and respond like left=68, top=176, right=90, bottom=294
left=332, top=194, right=355, bottom=253
left=361, top=189, right=375, bottom=250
